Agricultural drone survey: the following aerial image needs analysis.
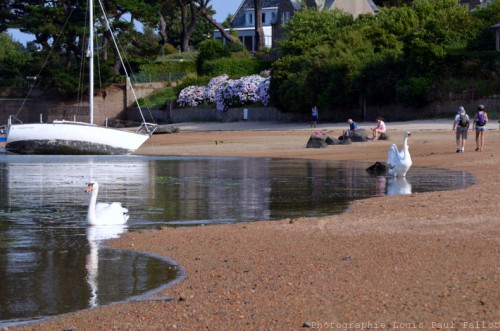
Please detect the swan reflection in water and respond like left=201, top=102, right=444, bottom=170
left=374, top=176, right=412, bottom=196
left=386, top=176, right=412, bottom=196
left=85, top=224, right=127, bottom=308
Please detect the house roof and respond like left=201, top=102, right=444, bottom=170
left=229, top=0, right=379, bottom=29
left=290, top=0, right=302, bottom=11
left=488, top=23, right=500, bottom=30
left=231, top=0, right=280, bottom=28
left=327, top=0, right=379, bottom=17
left=325, top=0, right=335, bottom=8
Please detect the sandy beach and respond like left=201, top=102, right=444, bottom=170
left=10, top=120, right=500, bottom=330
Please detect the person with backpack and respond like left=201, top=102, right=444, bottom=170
left=452, top=106, right=470, bottom=153
left=473, top=104, right=488, bottom=151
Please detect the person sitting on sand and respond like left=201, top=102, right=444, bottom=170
left=348, top=119, right=357, bottom=131
left=371, top=117, right=386, bottom=140
left=343, top=119, right=358, bottom=138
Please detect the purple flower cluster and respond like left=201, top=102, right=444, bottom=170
left=205, top=74, right=229, bottom=103
left=257, top=77, right=271, bottom=106
left=177, top=85, right=208, bottom=108
left=177, top=74, right=270, bottom=111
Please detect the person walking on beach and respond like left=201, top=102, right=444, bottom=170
left=452, top=106, right=470, bottom=153
left=371, top=116, right=386, bottom=140
left=473, top=105, right=488, bottom=151
left=311, top=106, right=318, bottom=128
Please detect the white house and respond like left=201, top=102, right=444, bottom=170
left=214, top=0, right=497, bottom=52
left=213, top=0, right=280, bottom=51
left=214, top=0, right=379, bottom=51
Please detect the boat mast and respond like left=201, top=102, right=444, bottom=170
left=88, top=0, right=94, bottom=124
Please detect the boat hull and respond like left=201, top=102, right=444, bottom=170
left=5, top=123, right=149, bottom=155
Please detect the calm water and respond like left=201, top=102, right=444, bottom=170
left=0, top=155, right=474, bottom=326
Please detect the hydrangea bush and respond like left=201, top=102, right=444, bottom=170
left=257, top=77, right=271, bottom=106
left=177, top=73, right=270, bottom=111
left=205, top=74, right=229, bottom=104
left=177, top=85, right=208, bottom=108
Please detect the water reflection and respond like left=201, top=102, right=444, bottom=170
left=0, top=156, right=475, bottom=225
left=0, top=155, right=474, bottom=326
left=86, top=225, right=128, bottom=308
left=386, top=177, right=412, bottom=196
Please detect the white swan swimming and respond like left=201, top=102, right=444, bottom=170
left=85, top=181, right=129, bottom=225
left=387, top=132, right=412, bottom=177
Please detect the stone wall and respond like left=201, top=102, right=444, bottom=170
left=0, top=81, right=167, bottom=126
left=0, top=89, right=127, bottom=126
left=3, top=82, right=499, bottom=127
left=171, top=106, right=291, bottom=123
left=125, top=79, right=167, bottom=107
left=292, top=96, right=500, bottom=123
left=357, top=97, right=500, bottom=122
left=126, top=104, right=291, bottom=124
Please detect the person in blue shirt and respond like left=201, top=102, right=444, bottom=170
left=311, top=106, right=318, bottom=128
left=348, top=119, right=357, bottom=131
left=343, top=119, right=358, bottom=139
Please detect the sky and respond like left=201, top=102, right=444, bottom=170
left=211, top=0, right=240, bottom=23
left=9, top=1, right=241, bottom=45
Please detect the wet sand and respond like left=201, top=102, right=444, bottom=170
left=11, top=121, right=500, bottom=330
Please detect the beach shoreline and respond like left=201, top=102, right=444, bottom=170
left=11, top=121, right=500, bottom=330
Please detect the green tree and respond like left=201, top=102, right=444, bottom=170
left=469, top=0, right=500, bottom=50
left=192, top=0, right=239, bottom=44
left=373, top=0, right=413, bottom=7
left=271, top=0, right=485, bottom=114
left=270, top=9, right=368, bottom=113
left=196, top=38, right=231, bottom=74
left=393, top=0, right=480, bottom=105
left=276, top=9, right=354, bottom=56
left=0, top=33, right=32, bottom=86
left=0, top=0, right=161, bottom=94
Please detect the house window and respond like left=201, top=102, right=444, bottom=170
left=262, top=13, right=266, bottom=24
left=281, top=11, right=290, bottom=24
left=247, top=13, right=253, bottom=25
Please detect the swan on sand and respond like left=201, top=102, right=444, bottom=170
left=387, top=132, right=412, bottom=177
left=85, top=181, right=129, bottom=225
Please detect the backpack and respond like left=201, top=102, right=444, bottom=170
left=477, top=111, right=486, bottom=126
left=459, top=114, right=469, bottom=127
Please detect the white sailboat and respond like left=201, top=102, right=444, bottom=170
left=4, top=0, right=155, bottom=155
